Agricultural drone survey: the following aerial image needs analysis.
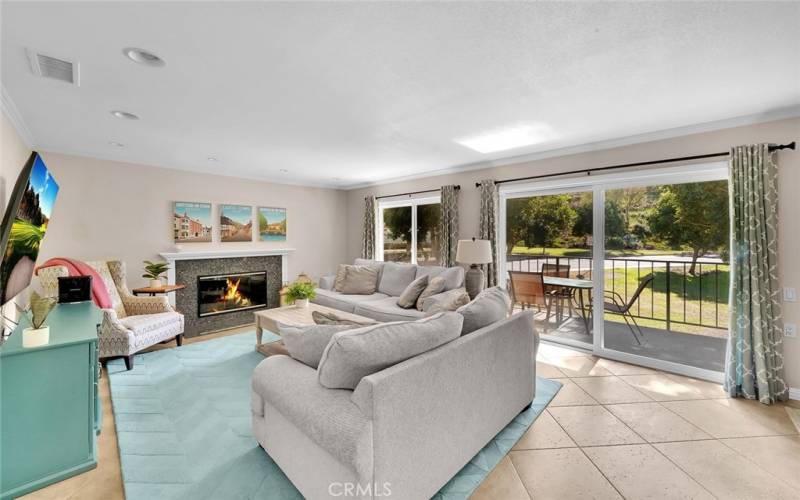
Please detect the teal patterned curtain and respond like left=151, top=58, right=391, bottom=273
left=362, top=195, right=376, bottom=259
left=439, top=185, right=459, bottom=267
left=725, top=144, right=788, bottom=404
left=478, top=180, right=499, bottom=287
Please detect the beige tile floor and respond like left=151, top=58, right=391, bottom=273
left=21, top=333, right=800, bottom=500
left=473, top=342, right=800, bottom=500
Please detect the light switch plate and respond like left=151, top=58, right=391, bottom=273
left=786, top=323, right=797, bottom=338
left=784, top=287, right=797, bottom=302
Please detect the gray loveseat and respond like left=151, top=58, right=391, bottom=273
left=251, top=310, right=537, bottom=499
left=313, top=259, right=465, bottom=322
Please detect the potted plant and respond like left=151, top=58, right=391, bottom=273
left=143, top=260, right=170, bottom=289
left=286, top=281, right=316, bottom=308
left=16, top=292, right=57, bottom=348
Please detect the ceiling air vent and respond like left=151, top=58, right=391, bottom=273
left=26, top=49, right=80, bottom=85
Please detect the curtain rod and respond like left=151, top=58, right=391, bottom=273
left=368, top=185, right=460, bottom=200
left=474, top=141, right=796, bottom=188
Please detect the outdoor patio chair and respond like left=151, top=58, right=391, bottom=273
left=604, top=274, right=654, bottom=344
left=507, top=271, right=554, bottom=319
left=541, top=262, right=572, bottom=321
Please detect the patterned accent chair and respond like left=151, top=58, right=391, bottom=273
left=38, top=260, right=184, bottom=370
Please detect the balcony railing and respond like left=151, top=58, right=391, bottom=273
left=506, top=254, right=729, bottom=331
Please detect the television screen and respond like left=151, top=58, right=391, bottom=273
left=0, top=152, right=59, bottom=305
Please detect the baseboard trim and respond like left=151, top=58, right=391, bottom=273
left=790, top=387, right=800, bottom=401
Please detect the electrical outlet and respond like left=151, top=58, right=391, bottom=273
left=784, top=287, right=797, bottom=302
left=785, top=323, right=797, bottom=338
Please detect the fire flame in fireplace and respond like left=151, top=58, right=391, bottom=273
left=219, top=277, right=252, bottom=308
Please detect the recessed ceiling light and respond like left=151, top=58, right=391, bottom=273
left=207, top=156, right=218, bottom=162
left=455, top=123, right=556, bottom=154
left=110, top=110, right=139, bottom=120
left=122, top=47, right=165, bottom=67
left=279, top=169, right=288, bottom=173
left=108, top=141, right=124, bottom=148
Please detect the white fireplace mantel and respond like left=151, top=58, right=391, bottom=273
left=159, top=248, right=294, bottom=289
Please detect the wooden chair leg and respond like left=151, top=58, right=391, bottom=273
left=175, top=334, right=183, bottom=347
left=124, top=355, right=134, bottom=371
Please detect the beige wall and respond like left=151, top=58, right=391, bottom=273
left=345, top=117, right=800, bottom=390
left=1, top=111, right=30, bottom=215
left=32, top=152, right=347, bottom=287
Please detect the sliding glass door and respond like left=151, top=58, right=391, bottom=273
left=500, top=163, right=730, bottom=380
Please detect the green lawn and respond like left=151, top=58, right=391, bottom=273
left=509, top=246, right=694, bottom=258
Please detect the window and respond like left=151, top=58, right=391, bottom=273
left=377, top=196, right=441, bottom=265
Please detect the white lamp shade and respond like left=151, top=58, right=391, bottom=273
left=456, top=239, right=492, bottom=264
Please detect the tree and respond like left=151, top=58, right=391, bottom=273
left=604, top=200, right=626, bottom=240
left=505, top=198, right=529, bottom=251
left=647, top=180, right=729, bottom=274
left=521, top=195, right=576, bottom=253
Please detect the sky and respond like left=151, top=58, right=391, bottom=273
left=175, top=202, right=211, bottom=224
left=221, top=205, right=252, bottom=224
left=30, top=154, right=59, bottom=218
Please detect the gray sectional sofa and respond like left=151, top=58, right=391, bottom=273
left=251, top=310, right=537, bottom=500
left=313, top=259, right=465, bottom=321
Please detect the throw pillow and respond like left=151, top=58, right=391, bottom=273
left=312, top=310, right=377, bottom=326
left=396, top=275, right=429, bottom=309
left=421, top=287, right=470, bottom=313
left=333, top=264, right=348, bottom=292
left=278, top=322, right=354, bottom=369
left=317, top=312, right=464, bottom=389
left=457, top=286, right=511, bottom=335
left=340, top=265, right=380, bottom=294
left=416, top=276, right=446, bottom=310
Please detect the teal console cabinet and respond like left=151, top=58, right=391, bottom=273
left=1, top=301, right=103, bottom=499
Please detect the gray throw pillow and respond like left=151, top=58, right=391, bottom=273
left=421, top=287, right=470, bottom=313
left=397, top=275, right=428, bottom=309
left=457, top=286, right=511, bottom=335
left=416, top=276, right=446, bottom=310
left=354, top=258, right=385, bottom=281
left=278, top=322, right=354, bottom=369
left=333, top=264, right=348, bottom=292
left=317, top=312, right=464, bottom=389
left=377, top=262, right=418, bottom=297
left=312, top=310, right=377, bottom=326
left=340, top=265, right=380, bottom=295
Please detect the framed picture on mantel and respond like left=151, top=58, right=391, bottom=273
left=220, top=204, right=253, bottom=242
left=258, top=207, right=287, bottom=242
left=173, top=202, right=212, bottom=243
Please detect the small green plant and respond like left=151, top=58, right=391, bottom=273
left=142, top=260, right=170, bottom=280
left=286, top=281, right=316, bottom=302
left=16, top=292, right=57, bottom=329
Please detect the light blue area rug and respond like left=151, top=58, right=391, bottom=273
left=108, top=331, right=561, bottom=500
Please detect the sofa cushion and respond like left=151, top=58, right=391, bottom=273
left=416, top=265, right=465, bottom=291
left=278, top=322, right=354, bottom=368
left=252, top=355, right=372, bottom=477
left=457, top=286, right=512, bottom=335
left=333, top=264, right=347, bottom=292
left=354, top=258, right=385, bottom=282
left=421, top=288, right=470, bottom=313
left=120, top=312, right=184, bottom=349
left=416, top=276, right=446, bottom=310
left=312, top=288, right=388, bottom=313
left=339, top=265, right=380, bottom=295
left=312, top=310, right=377, bottom=327
left=353, top=297, right=426, bottom=322
left=317, top=312, right=464, bottom=389
left=377, top=262, right=418, bottom=297
left=397, top=275, right=428, bottom=309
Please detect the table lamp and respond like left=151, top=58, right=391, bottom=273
left=456, top=238, right=493, bottom=299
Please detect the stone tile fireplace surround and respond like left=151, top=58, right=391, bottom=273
left=160, top=250, right=292, bottom=337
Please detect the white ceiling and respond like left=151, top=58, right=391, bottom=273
left=2, top=2, right=799, bottom=189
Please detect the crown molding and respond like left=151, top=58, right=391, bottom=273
left=343, top=105, right=800, bottom=190
left=0, top=85, right=35, bottom=148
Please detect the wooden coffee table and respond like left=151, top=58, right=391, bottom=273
left=254, top=303, right=374, bottom=357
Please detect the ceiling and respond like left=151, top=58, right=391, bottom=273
left=2, top=2, right=799, bottom=189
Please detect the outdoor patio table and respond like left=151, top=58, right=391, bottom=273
left=543, top=276, right=594, bottom=336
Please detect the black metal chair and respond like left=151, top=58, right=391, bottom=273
left=604, top=275, right=654, bottom=344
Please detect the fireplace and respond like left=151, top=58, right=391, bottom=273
left=197, top=271, right=267, bottom=317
